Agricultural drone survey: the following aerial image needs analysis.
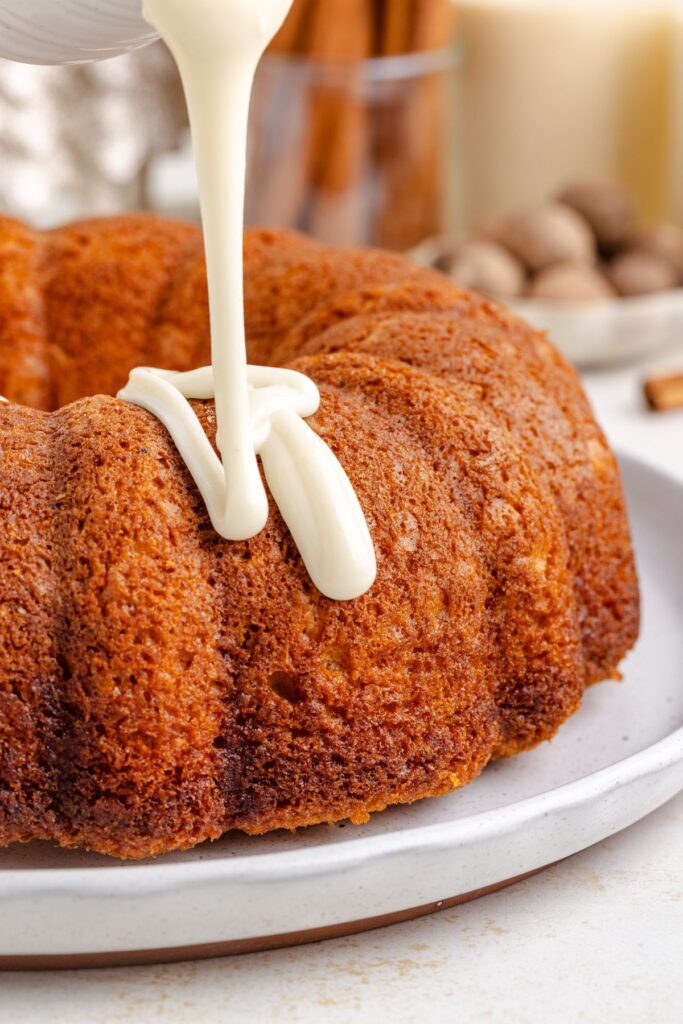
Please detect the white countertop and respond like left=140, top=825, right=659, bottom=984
left=583, top=353, right=683, bottom=487
left=4, top=349, right=683, bottom=1024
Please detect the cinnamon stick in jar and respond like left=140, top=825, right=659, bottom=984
left=269, top=0, right=310, bottom=53
left=304, top=0, right=374, bottom=246
left=374, top=0, right=455, bottom=250
left=255, top=0, right=456, bottom=250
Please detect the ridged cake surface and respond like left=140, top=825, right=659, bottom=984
left=0, top=215, right=639, bottom=858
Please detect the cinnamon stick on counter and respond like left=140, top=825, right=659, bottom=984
left=644, top=372, right=683, bottom=412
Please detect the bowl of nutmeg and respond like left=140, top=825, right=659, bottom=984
left=413, top=182, right=683, bottom=367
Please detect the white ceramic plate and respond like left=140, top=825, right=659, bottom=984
left=1, top=454, right=682, bottom=969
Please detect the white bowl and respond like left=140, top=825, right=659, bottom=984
left=408, top=236, right=683, bottom=368
left=508, top=289, right=683, bottom=368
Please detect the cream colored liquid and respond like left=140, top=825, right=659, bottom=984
left=454, top=0, right=671, bottom=229
left=672, top=5, right=683, bottom=224
left=119, top=0, right=376, bottom=600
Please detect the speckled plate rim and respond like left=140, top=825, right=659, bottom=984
left=3, top=717, right=682, bottom=898
left=1, top=452, right=682, bottom=965
left=2, top=452, right=681, bottom=894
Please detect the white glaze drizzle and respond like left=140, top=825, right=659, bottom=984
left=119, top=0, right=376, bottom=601
left=121, top=366, right=376, bottom=601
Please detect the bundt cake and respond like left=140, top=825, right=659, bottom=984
left=0, top=214, right=639, bottom=860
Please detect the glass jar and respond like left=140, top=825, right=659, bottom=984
left=245, top=45, right=461, bottom=251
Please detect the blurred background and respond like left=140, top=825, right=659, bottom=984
left=1, top=0, right=681, bottom=235
left=3, top=0, right=683, bottom=381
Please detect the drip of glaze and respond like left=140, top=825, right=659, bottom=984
left=119, top=0, right=376, bottom=601
left=121, top=366, right=376, bottom=601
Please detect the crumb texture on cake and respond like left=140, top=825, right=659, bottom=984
left=0, top=215, right=639, bottom=859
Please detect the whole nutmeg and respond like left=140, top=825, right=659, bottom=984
left=638, top=224, right=683, bottom=280
left=442, top=240, right=525, bottom=298
left=498, top=202, right=596, bottom=272
left=558, top=181, right=636, bottom=251
left=608, top=250, right=678, bottom=297
left=472, top=218, right=508, bottom=246
left=527, top=262, right=615, bottom=301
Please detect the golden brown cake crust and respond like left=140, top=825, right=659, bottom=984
left=0, top=215, right=639, bottom=859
